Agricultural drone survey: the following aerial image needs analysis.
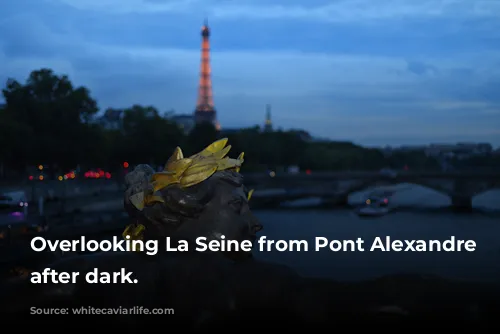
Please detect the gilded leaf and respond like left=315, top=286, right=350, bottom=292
left=151, top=173, right=179, bottom=192
left=217, top=157, right=242, bottom=170
left=165, top=158, right=193, bottom=175
left=187, top=157, right=218, bottom=169
left=144, top=195, right=165, bottom=206
left=151, top=171, right=177, bottom=181
left=235, top=154, right=244, bottom=172
left=184, top=163, right=218, bottom=176
left=210, top=145, right=232, bottom=160
left=131, top=224, right=146, bottom=238
left=122, top=224, right=134, bottom=238
left=180, top=166, right=217, bottom=187
left=197, top=138, right=228, bottom=157
left=165, top=146, right=184, bottom=169
left=151, top=178, right=180, bottom=193
left=129, top=192, right=145, bottom=210
left=247, top=189, right=254, bottom=201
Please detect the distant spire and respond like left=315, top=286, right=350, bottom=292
left=264, top=104, right=272, bottom=132
left=201, top=17, right=210, bottom=37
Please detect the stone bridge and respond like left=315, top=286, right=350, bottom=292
left=4, top=172, right=498, bottom=211
left=242, top=171, right=500, bottom=211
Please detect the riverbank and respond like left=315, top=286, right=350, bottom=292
left=267, top=203, right=500, bottom=217
left=72, top=196, right=500, bottom=215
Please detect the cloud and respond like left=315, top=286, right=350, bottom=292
left=55, top=0, right=500, bottom=21
left=406, top=61, right=438, bottom=76
left=213, top=0, right=500, bottom=23
left=1, top=0, right=499, bottom=146
left=54, top=0, right=201, bottom=14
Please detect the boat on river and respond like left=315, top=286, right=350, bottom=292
left=355, top=190, right=394, bottom=217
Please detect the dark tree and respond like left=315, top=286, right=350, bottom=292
left=1, top=68, right=99, bottom=170
left=120, top=105, right=184, bottom=165
left=186, top=122, right=219, bottom=155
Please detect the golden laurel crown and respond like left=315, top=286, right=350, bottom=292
left=128, top=138, right=246, bottom=212
left=123, top=138, right=255, bottom=244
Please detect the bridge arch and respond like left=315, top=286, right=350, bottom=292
left=342, top=179, right=452, bottom=198
left=342, top=178, right=498, bottom=199
left=244, top=172, right=500, bottom=211
left=472, top=189, right=500, bottom=209
left=342, top=178, right=499, bottom=211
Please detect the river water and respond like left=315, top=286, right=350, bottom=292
left=2, top=184, right=498, bottom=283
left=253, top=185, right=500, bottom=282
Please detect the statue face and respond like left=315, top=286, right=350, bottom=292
left=175, top=180, right=262, bottom=259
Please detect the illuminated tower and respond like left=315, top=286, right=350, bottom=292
left=263, top=104, right=272, bottom=132
left=194, top=20, right=218, bottom=128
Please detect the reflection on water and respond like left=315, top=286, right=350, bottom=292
left=253, top=188, right=500, bottom=282
left=0, top=211, right=26, bottom=226
left=282, top=185, right=500, bottom=211
left=349, top=184, right=500, bottom=210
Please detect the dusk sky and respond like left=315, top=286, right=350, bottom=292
left=1, top=0, right=499, bottom=146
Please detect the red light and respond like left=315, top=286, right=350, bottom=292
left=306, top=169, right=311, bottom=175
left=29, top=176, right=34, bottom=181
left=105, top=172, right=111, bottom=179
left=383, top=198, right=388, bottom=203
left=123, top=162, right=129, bottom=168
left=85, top=171, right=102, bottom=178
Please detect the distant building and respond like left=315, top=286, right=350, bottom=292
left=171, top=114, right=195, bottom=134
left=400, top=142, right=496, bottom=159
left=377, top=142, right=484, bottom=159
left=398, top=145, right=427, bottom=152
left=473, top=143, right=492, bottom=154
left=193, top=21, right=218, bottom=128
left=168, top=109, right=312, bottom=142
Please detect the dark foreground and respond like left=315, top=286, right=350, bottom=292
left=1, top=251, right=500, bottom=331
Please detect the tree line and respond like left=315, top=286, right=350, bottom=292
left=0, top=68, right=443, bottom=180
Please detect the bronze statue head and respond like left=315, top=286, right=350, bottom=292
left=123, top=139, right=262, bottom=260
